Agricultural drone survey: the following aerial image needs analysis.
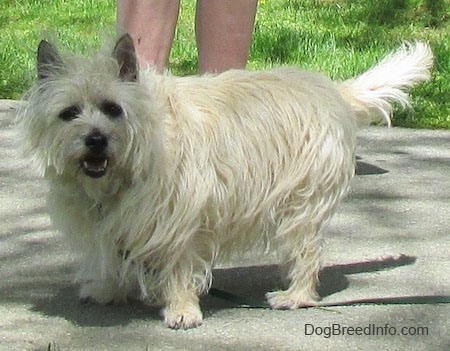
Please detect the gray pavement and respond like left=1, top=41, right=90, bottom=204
left=1, top=99, right=449, bottom=350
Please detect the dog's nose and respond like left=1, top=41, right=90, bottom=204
left=85, top=131, right=108, bottom=152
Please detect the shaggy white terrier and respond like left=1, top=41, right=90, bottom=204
left=17, top=34, right=433, bottom=329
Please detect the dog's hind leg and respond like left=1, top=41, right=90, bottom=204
left=266, top=223, right=322, bottom=309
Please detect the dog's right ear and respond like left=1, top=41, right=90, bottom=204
left=112, top=34, right=138, bottom=82
left=37, top=40, right=63, bottom=80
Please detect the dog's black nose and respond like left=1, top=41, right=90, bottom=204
left=85, top=131, right=108, bottom=152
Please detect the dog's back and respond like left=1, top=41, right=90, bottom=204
left=151, top=67, right=356, bottom=252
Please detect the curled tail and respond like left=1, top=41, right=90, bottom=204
left=337, top=42, right=434, bottom=126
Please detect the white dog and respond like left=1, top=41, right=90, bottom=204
left=16, top=34, right=433, bottom=329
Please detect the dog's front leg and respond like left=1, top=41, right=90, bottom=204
left=161, top=268, right=203, bottom=329
left=79, top=277, right=125, bottom=305
left=76, top=247, right=127, bottom=305
left=163, top=290, right=202, bottom=330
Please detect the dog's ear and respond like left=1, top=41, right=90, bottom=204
left=112, top=34, right=138, bottom=82
left=37, top=40, right=63, bottom=80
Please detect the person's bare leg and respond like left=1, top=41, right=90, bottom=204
left=117, top=0, right=180, bottom=71
left=195, top=0, right=257, bottom=74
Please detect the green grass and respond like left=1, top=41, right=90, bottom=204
left=1, top=0, right=449, bottom=128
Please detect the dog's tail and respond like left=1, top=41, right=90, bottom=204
left=337, top=42, right=433, bottom=126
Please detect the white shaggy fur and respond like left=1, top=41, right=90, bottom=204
left=16, top=35, right=433, bottom=329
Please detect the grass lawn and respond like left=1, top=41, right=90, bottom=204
left=1, top=0, right=449, bottom=128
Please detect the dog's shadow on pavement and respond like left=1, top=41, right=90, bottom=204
left=355, top=157, right=388, bottom=176
left=32, top=285, right=162, bottom=327
left=203, top=254, right=416, bottom=310
left=32, top=255, right=415, bottom=326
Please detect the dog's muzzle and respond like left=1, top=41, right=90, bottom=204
left=81, top=131, right=109, bottom=178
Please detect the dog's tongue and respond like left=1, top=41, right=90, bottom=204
left=82, top=158, right=108, bottom=178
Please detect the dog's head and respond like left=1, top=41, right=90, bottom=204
left=17, top=34, right=163, bottom=187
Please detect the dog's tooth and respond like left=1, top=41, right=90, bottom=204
left=82, top=159, right=108, bottom=171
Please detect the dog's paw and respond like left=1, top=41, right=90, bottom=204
left=162, top=304, right=203, bottom=330
left=79, top=281, right=127, bottom=305
left=266, top=290, right=319, bottom=310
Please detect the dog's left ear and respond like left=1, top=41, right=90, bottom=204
left=112, top=34, right=138, bottom=82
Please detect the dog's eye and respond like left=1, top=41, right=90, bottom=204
left=100, top=101, right=123, bottom=119
left=58, top=105, right=81, bottom=121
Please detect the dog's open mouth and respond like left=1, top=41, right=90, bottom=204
left=81, top=156, right=109, bottom=178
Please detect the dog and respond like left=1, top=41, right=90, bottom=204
left=16, top=34, right=433, bottom=329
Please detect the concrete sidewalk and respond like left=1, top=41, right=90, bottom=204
left=1, top=99, right=449, bottom=350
